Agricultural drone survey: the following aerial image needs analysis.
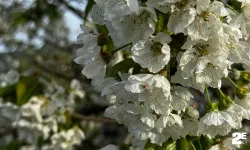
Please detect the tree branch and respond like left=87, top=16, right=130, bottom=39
left=57, top=0, right=85, bottom=19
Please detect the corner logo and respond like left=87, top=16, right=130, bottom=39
left=232, top=132, right=247, bottom=145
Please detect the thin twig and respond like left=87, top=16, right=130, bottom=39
left=57, top=0, right=85, bottom=19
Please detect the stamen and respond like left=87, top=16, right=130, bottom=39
left=200, top=11, right=211, bottom=21
left=135, top=11, right=150, bottom=24
left=193, top=43, right=209, bottom=56
left=176, top=0, right=189, bottom=9
left=150, top=42, right=163, bottom=56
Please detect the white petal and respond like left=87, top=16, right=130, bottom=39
left=127, top=0, right=140, bottom=14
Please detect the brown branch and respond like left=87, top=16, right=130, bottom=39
left=57, top=0, right=85, bottom=19
left=70, top=113, right=117, bottom=124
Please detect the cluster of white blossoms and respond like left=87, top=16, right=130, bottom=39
left=0, top=71, right=85, bottom=150
left=0, top=70, right=20, bottom=88
left=75, top=0, right=250, bottom=149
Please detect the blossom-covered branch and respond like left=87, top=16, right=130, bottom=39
left=74, top=0, right=250, bottom=149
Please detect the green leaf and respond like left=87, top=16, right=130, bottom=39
left=228, top=0, right=241, bottom=12
left=45, top=3, right=61, bottom=19
left=144, top=140, right=177, bottom=150
left=241, top=143, right=250, bottom=150
left=16, top=76, right=43, bottom=105
left=84, top=0, right=96, bottom=22
left=0, top=84, right=16, bottom=98
left=144, top=141, right=157, bottom=150
left=12, top=11, right=32, bottom=25
left=106, top=58, right=140, bottom=78
left=155, top=10, right=169, bottom=34
left=176, top=138, right=189, bottom=150
left=120, top=144, right=130, bottom=150
left=203, top=135, right=215, bottom=145
left=165, top=142, right=176, bottom=150
left=1, top=140, right=22, bottom=150
left=157, top=140, right=176, bottom=150
left=192, top=137, right=204, bottom=150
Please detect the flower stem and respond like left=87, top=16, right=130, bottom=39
left=217, top=88, right=225, bottom=97
left=189, top=141, right=196, bottom=150
left=198, top=137, right=202, bottom=150
left=205, top=86, right=212, bottom=105
left=204, top=135, right=213, bottom=145
left=227, top=77, right=239, bottom=88
left=112, top=43, right=132, bottom=54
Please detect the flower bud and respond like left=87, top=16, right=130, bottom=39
left=207, top=102, right=219, bottom=112
left=236, top=87, right=248, bottom=99
left=234, top=69, right=241, bottom=80
left=241, top=71, right=250, bottom=82
left=187, top=106, right=199, bottom=118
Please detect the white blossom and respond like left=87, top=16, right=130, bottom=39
left=146, top=0, right=174, bottom=14
left=208, top=144, right=221, bottom=150
left=234, top=91, right=250, bottom=118
left=0, top=102, right=20, bottom=127
left=171, top=86, right=193, bottom=112
left=232, top=0, right=250, bottom=40
left=125, top=74, right=172, bottom=114
left=69, top=79, right=85, bottom=101
left=0, top=70, right=19, bottom=87
left=103, top=74, right=189, bottom=145
left=198, top=111, right=237, bottom=136
left=167, top=0, right=197, bottom=34
left=131, top=33, right=171, bottom=73
left=223, top=137, right=241, bottom=149
left=179, top=37, right=229, bottom=88
left=100, top=144, right=119, bottom=150
left=227, top=103, right=250, bottom=121
left=74, top=25, right=106, bottom=79
left=223, top=24, right=250, bottom=69
left=171, top=67, right=206, bottom=92
left=109, top=7, right=157, bottom=46
left=186, top=0, right=228, bottom=40
left=181, top=107, right=199, bottom=137
left=50, top=127, right=85, bottom=150
left=21, top=97, right=44, bottom=122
